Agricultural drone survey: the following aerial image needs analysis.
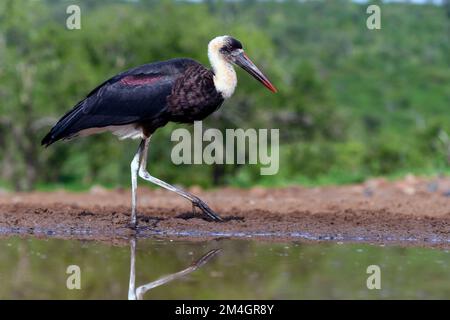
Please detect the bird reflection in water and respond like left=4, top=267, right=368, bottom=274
left=128, top=238, right=221, bottom=300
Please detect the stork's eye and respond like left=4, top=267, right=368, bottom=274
left=219, top=46, right=232, bottom=54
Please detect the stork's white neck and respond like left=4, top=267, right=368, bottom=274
left=208, top=44, right=237, bottom=99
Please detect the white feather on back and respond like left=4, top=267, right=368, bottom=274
left=78, top=124, right=145, bottom=140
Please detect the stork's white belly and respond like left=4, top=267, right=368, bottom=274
left=78, top=124, right=145, bottom=140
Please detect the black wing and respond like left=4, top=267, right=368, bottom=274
left=42, top=58, right=199, bottom=146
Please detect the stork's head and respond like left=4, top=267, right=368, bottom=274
left=208, top=35, right=277, bottom=97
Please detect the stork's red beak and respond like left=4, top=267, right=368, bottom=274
left=234, top=52, right=277, bottom=93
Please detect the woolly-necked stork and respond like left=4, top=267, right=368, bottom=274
left=42, top=35, right=277, bottom=227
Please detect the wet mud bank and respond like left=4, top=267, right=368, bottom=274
left=0, top=176, right=449, bottom=248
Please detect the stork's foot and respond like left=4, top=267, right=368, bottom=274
left=127, top=219, right=138, bottom=230
left=192, top=197, right=223, bottom=222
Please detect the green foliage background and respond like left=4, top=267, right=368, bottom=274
left=0, top=0, right=449, bottom=191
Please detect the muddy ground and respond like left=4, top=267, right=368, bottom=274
left=0, top=175, right=449, bottom=248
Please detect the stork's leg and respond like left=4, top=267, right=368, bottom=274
left=138, top=137, right=223, bottom=222
left=130, top=139, right=146, bottom=227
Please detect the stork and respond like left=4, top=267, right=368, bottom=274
left=42, top=35, right=277, bottom=227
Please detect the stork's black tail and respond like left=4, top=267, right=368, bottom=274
left=41, top=101, right=85, bottom=147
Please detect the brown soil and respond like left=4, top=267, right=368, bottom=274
left=0, top=175, right=449, bottom=248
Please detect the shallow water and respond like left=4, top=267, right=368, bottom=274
left=0, top=236, right=448, bottom=299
